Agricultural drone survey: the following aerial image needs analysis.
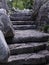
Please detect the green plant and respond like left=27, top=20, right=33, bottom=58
left=7, top=0, right=34, bottom=10
left=42, top=25, right=49, bottom=33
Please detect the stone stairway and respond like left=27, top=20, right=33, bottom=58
left=10, top=11, right=32, bottom=21
left=1, top=21, right=49, bottom=65
left=12, top=21, right=37, bottom=30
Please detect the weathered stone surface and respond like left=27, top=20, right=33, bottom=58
left=31, top=0, right=49, bottom=28
left=45, top=53, right=49, bottom=63
left=36, top=0, right=49, bottom=26
left=26, top=54, right=46, bottom=64
left=46, top=45, right=49, bottom=51
left=0, top=0, right=9, bottom=12
left=0, top=9, right=14, bottom=38
left=10, top=16, right=32, bottom=21
left=7, top=54, right=46, bottom=65
left=10, top=10, right=32, bottom=21
left=0, top=31, right=10, bottom=63
left=10, top=0, right=49, bottom=26
left=38, top=50, right=49, bottom=55
left=0, top=53, right=45, bottom=65
left=12, top=21, right=35, bottom=25
left=38, top=50, right=49, bottom=63
left=32, top=0, right=48, bottom=20
left=9, top=43, right=46, bottom=55
left=8, top=30, right=49, bottom=43
left=13, top=25, right=37, bottom=30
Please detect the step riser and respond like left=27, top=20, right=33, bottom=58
left=6, top=37, right=48, bottom=44
left=0, top=62, right=46, bottom=65
left=12, top=37, right=48, bottom=43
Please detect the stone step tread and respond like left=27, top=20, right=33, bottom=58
left=9, top=43, right=46, bottom=55
left=10, top=16, right=32, bottom=21
left=7, top=53, right=46, bottom=64
left=13, top=25, right=36, bottom=30
left=11, top=21, right=35, bottom=25
left=15, top=30, right=49, bottom=38
left=10, top=12, right=32, bottom=16
left=9, top=30, right=49, bottom=43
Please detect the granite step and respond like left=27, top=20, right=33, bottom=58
left=9, top=43, right=46, bottom=55
left=7, top=30, right=49, bottom=43
left=13, top=25, right=37, bottom=30
left=11, top=21, right=35, bottom=25
left=0, top=53, right=46, bottom=65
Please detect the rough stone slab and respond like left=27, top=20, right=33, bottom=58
left=38, top=50, right=49, bottom=63
left=46, top=45, right=49, bottom=50
left=10, top=11, right=32, bottom=16
left=36, top=0, right=49, bottom=26
left=26, top=54, right=46, bottom=64
left=8, top=30, right=49, bottom=43
left=13, top=25, right=37, bottom=30
left=10, top=16, right=32, bottom=21
left=44, top=53, right=49, bottom=63
left=0, top=53, right=46, bottom=65
left=11, top=21, right=35, bottom=25
left=9, top=43, right=46, bottom=55
left=7, top=54, right=46, bottom=64
left=10, top=12, right=32, bottom=20
left=0, top=31, right=10, bottom=62
left=38, top=50, right=49, bottom=55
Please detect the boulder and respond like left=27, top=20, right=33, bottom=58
left=0, top=31, right=10, bottom=62
left=32, top=0, right=48, bottom=20
left=7, top=30, right=49, bottom=43
left=36, top=0, right=49, bottom=26
left=0, top=9, right=14, bottom=38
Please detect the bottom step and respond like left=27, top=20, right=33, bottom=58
left=1, top=50, right=49, bottom=65
left=0, top=53, right=46, bottom=65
